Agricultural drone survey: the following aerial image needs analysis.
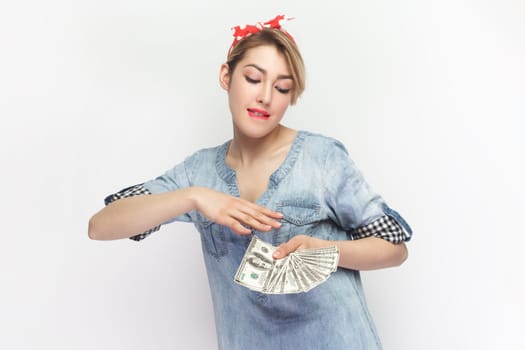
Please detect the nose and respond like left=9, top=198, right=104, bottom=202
left=256, top=82, right=272, bottom=106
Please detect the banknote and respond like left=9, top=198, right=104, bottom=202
left=234, top=236, right=339, bottom=294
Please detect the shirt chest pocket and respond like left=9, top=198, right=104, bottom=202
left=273, top=200, right=322, bottom=246
left=195, top=214, right=229, bottom=260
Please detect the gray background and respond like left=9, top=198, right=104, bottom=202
left=1, top=1, right=524, bottom=349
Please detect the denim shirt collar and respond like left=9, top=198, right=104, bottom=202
left=215, top=130, right=308, bottom=204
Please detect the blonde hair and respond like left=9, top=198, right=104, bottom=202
left=226, top=28, right=305, bottom=105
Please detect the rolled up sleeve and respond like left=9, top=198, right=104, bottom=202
left=324, top=140, right=412, bottom=243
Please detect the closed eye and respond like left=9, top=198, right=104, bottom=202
left=275, top=86, right=291, bottom=94
left=245, top=76, right=260, bottom=84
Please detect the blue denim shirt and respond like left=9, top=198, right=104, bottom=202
left=139, top=131, right=411, bottom=350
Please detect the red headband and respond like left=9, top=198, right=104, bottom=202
left=228, top=15, right=295, bottom=57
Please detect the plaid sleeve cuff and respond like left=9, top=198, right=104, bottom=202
left=352, top=215, right=410, bottom=244
left=104, top=184, right=161, bottom=241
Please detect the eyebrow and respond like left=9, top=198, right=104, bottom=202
left=243, top=64, right=293, bottom=80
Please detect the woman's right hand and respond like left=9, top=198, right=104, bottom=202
left=189, top=187, right=283, bottom=235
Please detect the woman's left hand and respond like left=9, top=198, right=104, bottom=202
left=272, top=234, right=331, bottom=259
left=272, top=235, right=408, bottom=270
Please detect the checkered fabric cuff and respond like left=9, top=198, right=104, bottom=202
left=104, top=184, right=160, bottom=241
left=353, top=215, right=409, bottom=244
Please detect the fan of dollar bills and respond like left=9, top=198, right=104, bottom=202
left=234, top=235, right=339, bottom=294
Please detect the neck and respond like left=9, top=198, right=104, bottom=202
left=228, top=125, right=293, bottom=167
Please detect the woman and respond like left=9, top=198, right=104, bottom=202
left=89, top=15, right=412, bottom=350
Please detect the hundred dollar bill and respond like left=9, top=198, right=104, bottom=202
left=234, top=235, right=281, bottom=293
left=234, top=235, right=339, bottom=294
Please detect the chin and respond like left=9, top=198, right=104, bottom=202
left=235, top=123, right=281, bottom=139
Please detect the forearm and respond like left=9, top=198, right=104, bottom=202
left=274, top=235, right=408, bottom=270
left=88, top=187, right=197, bottom=241
left=334, top=237, right=408, bottom=270
left=88, top=185, right=284, bottom=240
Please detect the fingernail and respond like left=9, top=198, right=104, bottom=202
left=273, top=251, right=281, bottom=258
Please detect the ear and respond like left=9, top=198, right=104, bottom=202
left=219, top=63, right=231, bottom=91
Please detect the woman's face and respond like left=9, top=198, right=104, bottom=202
left=220, top=45, right=294, bottom=139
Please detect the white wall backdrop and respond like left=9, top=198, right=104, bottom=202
left=1, top=1, right=524, bottom=349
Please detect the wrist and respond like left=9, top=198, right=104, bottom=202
left=184, top=186, right=206, bottom=211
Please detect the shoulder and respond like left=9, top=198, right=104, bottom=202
left=299, top=131, right=350, bottom=158
left=182, top=141, right=228, bottom=168
left=157, top=141, right=227, bottom=182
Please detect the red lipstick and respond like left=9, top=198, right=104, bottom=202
left=247, top=108, right=270, bottom=120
